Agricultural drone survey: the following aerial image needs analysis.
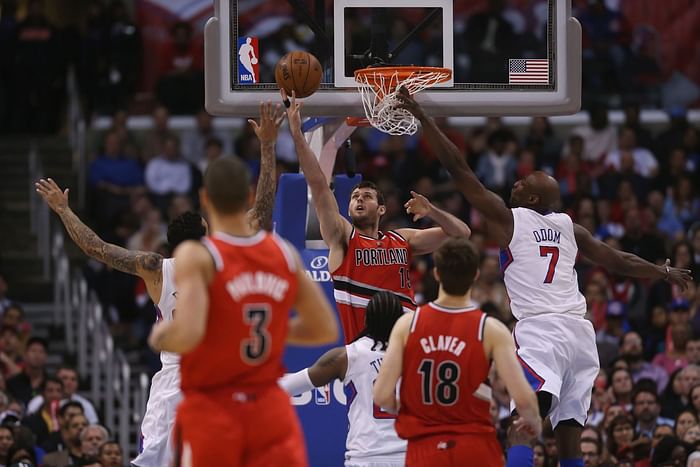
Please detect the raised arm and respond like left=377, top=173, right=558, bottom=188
left=397, top=190, right=471, bottom=255
left=278, top=347, right=347, bottom=396
left=283, top=90, right=352, bottom=248
left=35, top=178, right=163, bottom=296
left=574, top=224, right=693, bottom=289
left=484, top=317, right=541, bottom=438
left=287, top=244, right=339, bottom=345
left=148, top=241, right=212, bottom=353
left=396, top=88, right=513, bottom=246
left=373, top=312, right=413, bottom=413
left=247, top=102, right=284, bottom=231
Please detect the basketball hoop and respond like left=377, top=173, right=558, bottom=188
left=345, top=116, right=371, bottom=127
left=354, top=66, right=452, bottom=135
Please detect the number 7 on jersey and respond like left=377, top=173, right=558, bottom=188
left=539, top=246, right=559, bottom=284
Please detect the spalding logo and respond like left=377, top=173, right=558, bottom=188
left=310, top=256, right=328, bottom=270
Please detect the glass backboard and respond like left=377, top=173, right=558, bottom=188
left=205, top=0, right=581, bottom=117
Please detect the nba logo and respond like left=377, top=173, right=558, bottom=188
left=237, top=37, right=259, bottom=84
left=314, top=384, right=331, bottom=405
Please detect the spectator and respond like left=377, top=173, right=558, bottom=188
left=661, top=368, right=688, bottom=419
left=80, top=424, right=108, bottom=459
left=155, top=21, right=204, bottom=114
left=475, top=129, right=517, bottom=200
left=1, top=303, right=31, bottom=349
left=580, top=437, right=602, bottom=467
left=41, top=413, right=88, bottom=467
left=610, top=367, right=634, bottom=410
left=181, top=109, right=232, bottom=164
left=657, top=147, right=693, bottom=193
left=557, top=135, right=595, bottom=206
left=6, top=337, right=48, bottom=405
left=674, top=409, right=697, bottom=440
left=659, top=177, right=700, bottom=240
left=142, top=105, right=175, bottom=162
left=619, top=207, right=666, bottom=264
left=27, top=366, right=98, bottom=425
left=619, top=331, right=668, bottom=392
left=654, top=107, right=689, bottom=160
left=632, top=387, right=673, bottom=438
left=0, top=424, right=13, bottom=466
left=622, top=102, right=653, bottom=150
left=606, top=414, right=635, bottom=464
left=470, top=255, right=509, bottom=319
left=689, top=384, right=700, bottom=418
left=650, top=435, right=692, bottom=466
left=523, top=117, right=562, bottom=171
left=0, top=276, right=10, bottom=315
left=532, top=440, right=547, bottom=467
left=570, top=105, right=617, bottom=171
left=126, top=208, right=166, bottom=253
left=40, top=401, right=83, bottom=453
left=688, top=338, right=700, bottom=366
left=97, top=440, right=123, bottom=467
left=167, top=195, right=194, bottom=223
left=20, top=376, right=63, bottom=447
left=604, top=126, right=659, bottom=179
left=0, top=327, right=22, bottom=378
left=197, top=138, right=224, bottom=174
left=144, top=135, right=192, bottom=210
left=682, top=423, right=700, bottom=444
left=463, top=0, right=517, bottom=83
left=652, top=323, right=691, bottom=376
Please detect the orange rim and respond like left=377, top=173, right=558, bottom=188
left=345, top=116, right=371, bottom=127
left=354, top=66, right=452, bottom=83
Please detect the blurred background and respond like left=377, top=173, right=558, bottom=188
left=0, top=0, right=699, bottom=464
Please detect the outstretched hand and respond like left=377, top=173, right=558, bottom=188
left=281, top=89, right=303, bottom=133
left=404, top=191, right=433, bottom=222
left=35, top=178, right=69, bottom=213
left=248, top=101, right=284, bottom=144
left=395, top=86, right=427, bottom=121
left=663, top=258, right=693, bottom=290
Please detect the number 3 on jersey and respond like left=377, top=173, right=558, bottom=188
left=539, top=246, right=559, bottom=284
left=241, top=305, right=271, bottom=364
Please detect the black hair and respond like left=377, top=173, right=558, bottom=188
left=353, top=291, right=404, bottom=351
left=167, top=211, right=206, bottom=253
left=26, top=336, right=48, bottom=352
left=41, top=376, right=63, bottom=393
left=205, top=137, right=223, bottom=150
left=59, top=401, right=84, bottom=418
left=98, top=440, right=122, bottom=457
left=203, top=157, right=252, bottom=214
left=350, top=181, right=385, bottom=205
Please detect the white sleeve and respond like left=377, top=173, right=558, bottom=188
left=278, top=369, right=315, bottom=396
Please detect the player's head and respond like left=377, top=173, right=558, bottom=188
left=348, top=181, right=385, bottom=230
left=509, top=171, right=561, bottom=213
left=433, top=238, right=479, bottom=296
left=201, top=157, right=253, bottom=218
left=356, top=291, right=404, bottom=351
left=167, top=211, right=207, bottom=254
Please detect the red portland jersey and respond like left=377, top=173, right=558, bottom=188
left=180, top=231, right=299, bottom=393
left=332, top=229, right=416, bottom=343
left=396, top=302, right=493, bottom=440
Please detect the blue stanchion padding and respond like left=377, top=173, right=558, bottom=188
left=272, top=173, right=308, bottom=251
left=275, top=173, right=361, bottom=467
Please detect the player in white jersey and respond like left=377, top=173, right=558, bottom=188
left=397, top=88, right=693, bottom=467
left=280, top=291, right=407, bottom=467
left=35, top=101, right=284, bottom=466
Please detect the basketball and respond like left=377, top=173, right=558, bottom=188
left=275, top=51, right=322, bottom=98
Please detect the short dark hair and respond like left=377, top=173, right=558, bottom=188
left=205, top=137, right=223, bottom=150
left=26, top=336, right=48, bottom=352
left=0, top=325, right=18, bottom=337
left=350, top=181, right=385, bottom=205
left=42, top=376, right=64, bottom=393
left=355, top=291, right=404, bottom=351
left=632, top=386, right=659, bottom=405
left=580, top=437, right=602, bottom=455
left=203, top=157, right=251, bottom=214
left=98, top=440, right=122, bottom=457
left=433, top=238, right=479, bottom=295
left=167, top=211, right=206, bottom=252
left=57, top=365, right=79, bottom=377
left=59, top=401, right=84, bottom=418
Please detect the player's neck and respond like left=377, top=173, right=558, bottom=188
left=354, top=224, right=380, bottom=239
left=209, top=212, right=256, bottom=238
left=434, top=288, right=473, bottom=309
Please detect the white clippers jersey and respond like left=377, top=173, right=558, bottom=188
left=156, top=258, right=179, bottom=366
left=500, top=208, right=586, bottom=320
left=343, top=337, right=407, bottom=462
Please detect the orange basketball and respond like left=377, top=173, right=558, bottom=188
left=275, top=51, right=322, bottom=99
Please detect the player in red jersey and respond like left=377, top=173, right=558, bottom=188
left=284, top=90, right=471, bottom=343
left=374, top=238, right=541, bottom=467
left=148, top=156, right=338, bottom=467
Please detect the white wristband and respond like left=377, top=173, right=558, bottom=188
left=278, top=368, right=315, bottom=396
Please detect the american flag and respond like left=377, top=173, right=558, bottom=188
left=508, top=59, right=549, bottom=84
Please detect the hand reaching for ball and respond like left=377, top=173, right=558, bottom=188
left=282, top=89, right=303, bottom=134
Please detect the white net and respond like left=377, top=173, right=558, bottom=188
left=355, top=68, right=451, bottom=135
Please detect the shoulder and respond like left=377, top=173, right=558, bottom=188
left=174, top=240, right=214, bottom=271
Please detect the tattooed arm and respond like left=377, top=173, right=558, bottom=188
left=247, top=102, right=284, bottom=231
left=35, top=178, right=164, bottom=302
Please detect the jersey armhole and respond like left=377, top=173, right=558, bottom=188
left=201, top=238, right=224, bottom=271
left=341, top=344, right=355, bottom=383
left=478, top=314, right=487, bottom=342
left=409, top=309, right=420, bottom=334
